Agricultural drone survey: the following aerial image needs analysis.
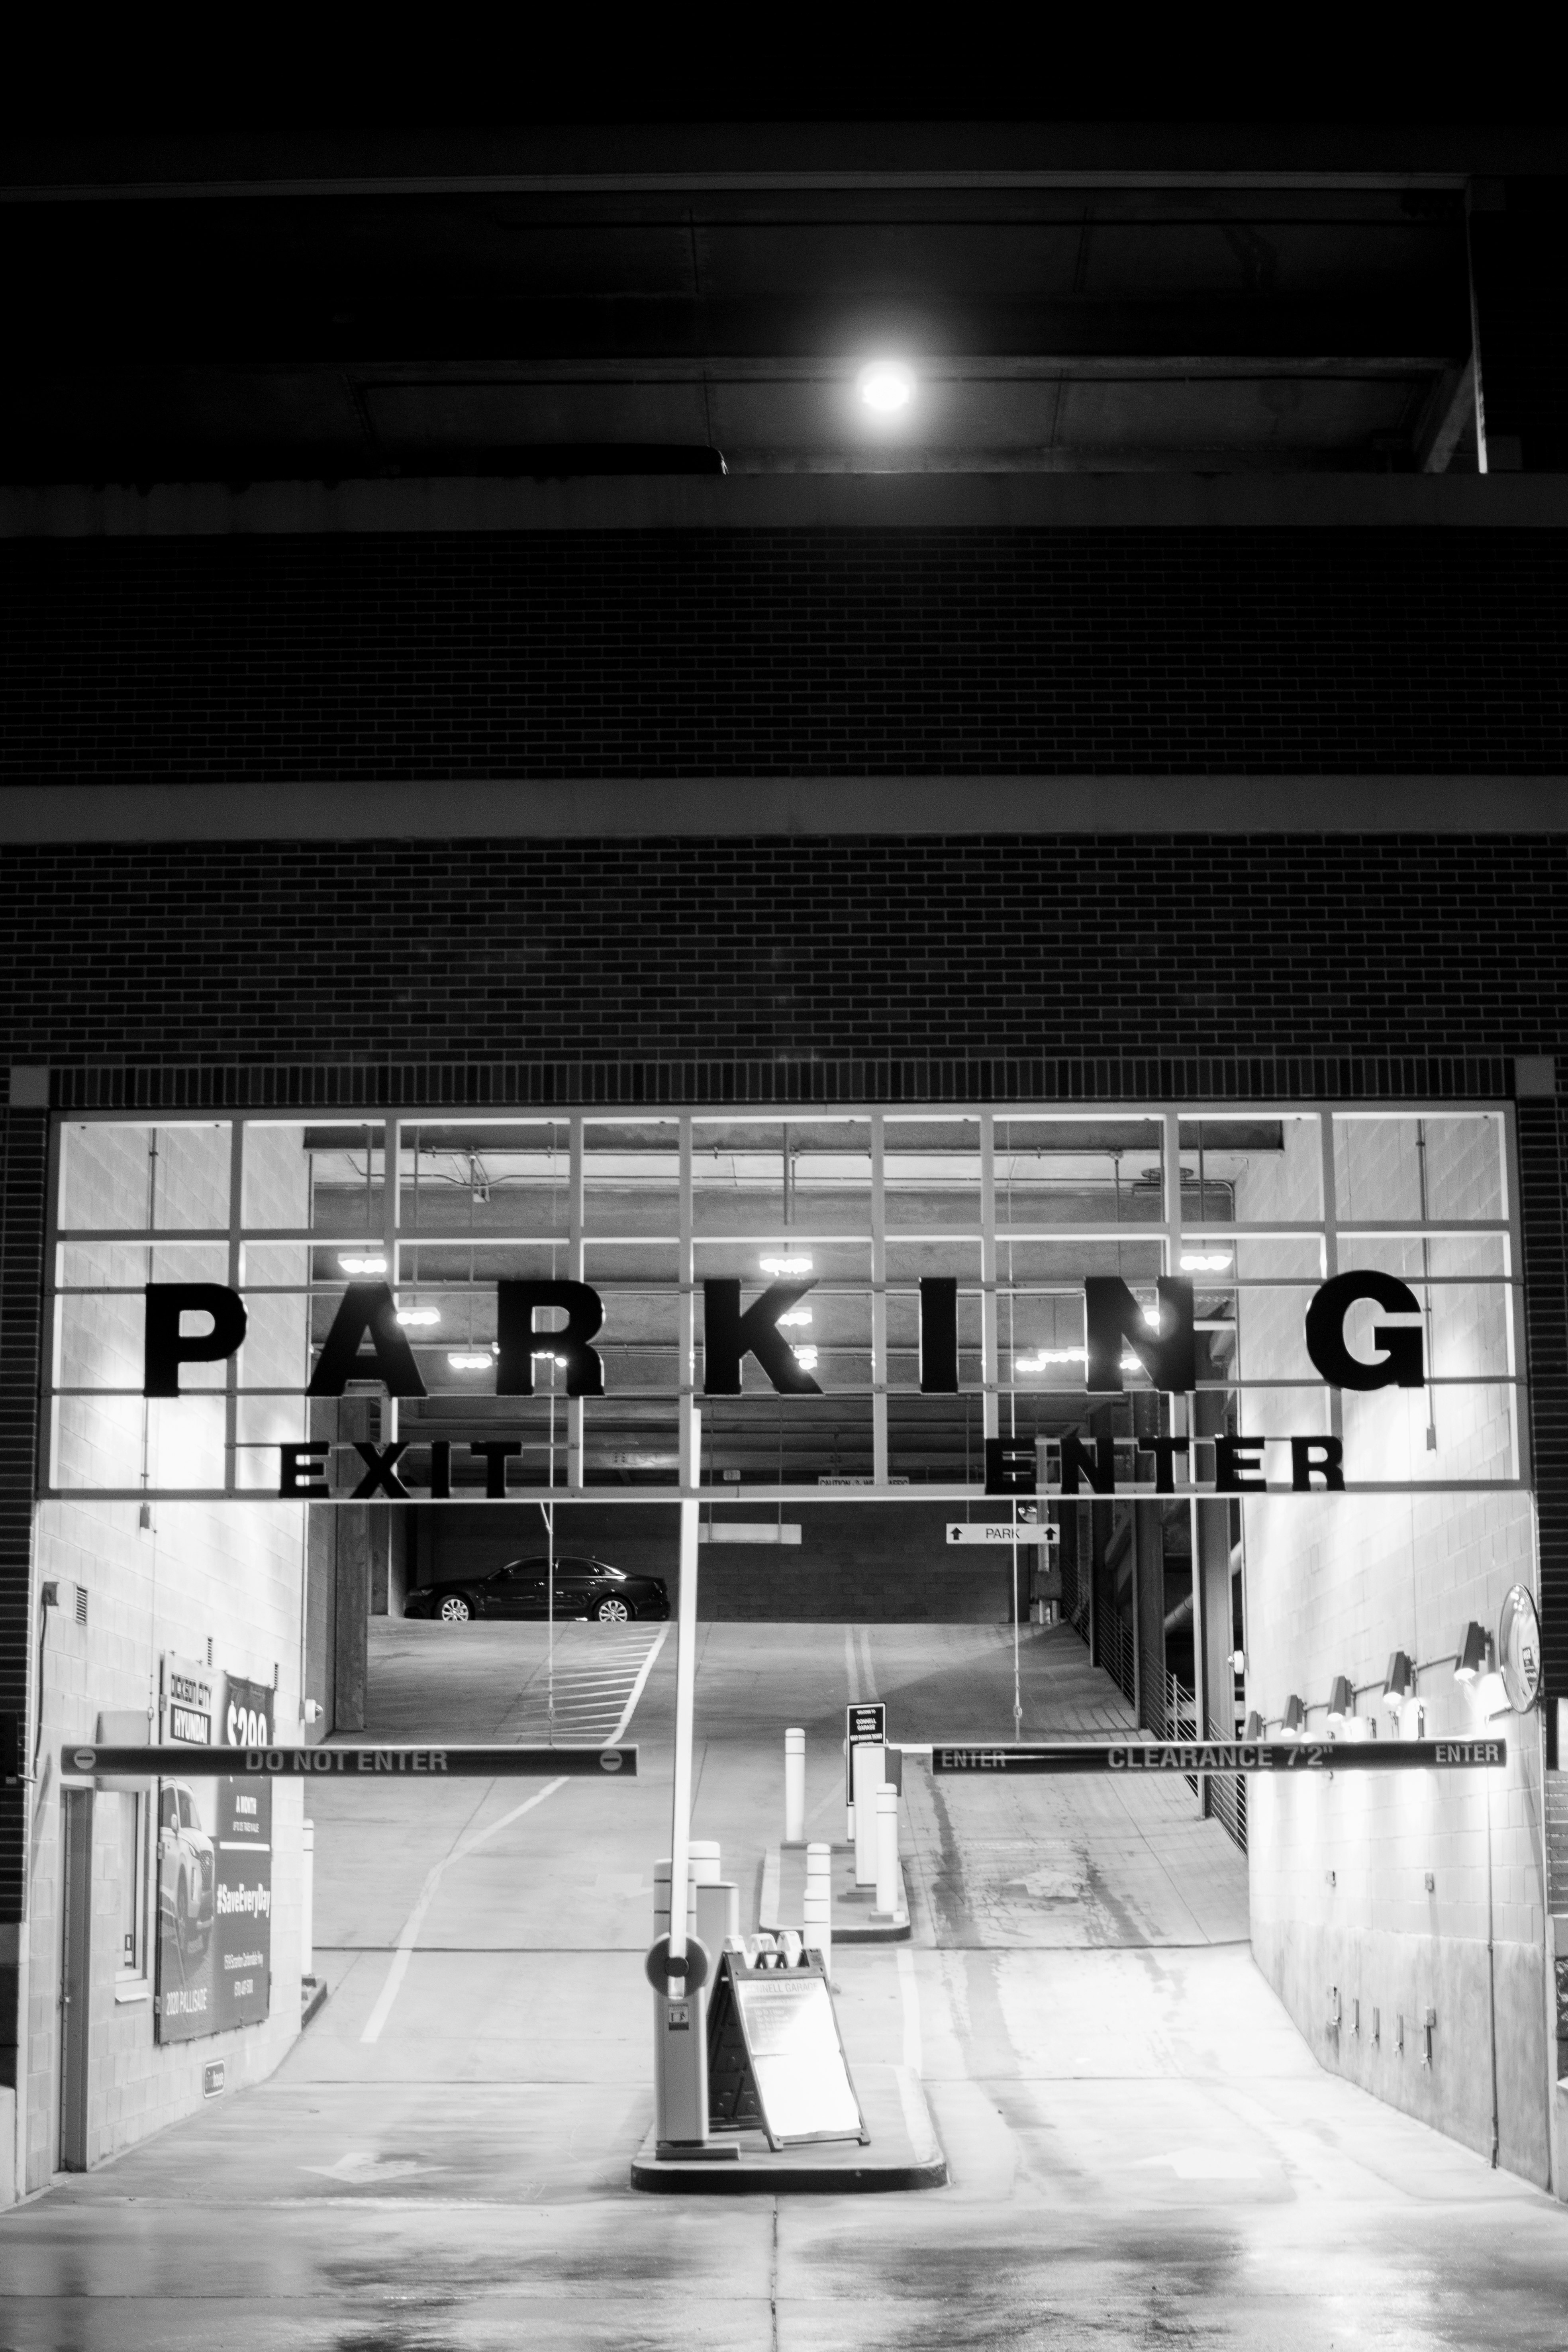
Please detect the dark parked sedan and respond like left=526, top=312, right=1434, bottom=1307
left=404, top=1555, right=668, bottom=1626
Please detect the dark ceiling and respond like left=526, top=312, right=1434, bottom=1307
left=2, top=121, right=1564, bottom=484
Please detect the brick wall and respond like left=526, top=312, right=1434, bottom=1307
left=0, top=837, right=1560, bottom=1088
left=2, top=528, right=1568, bottom=780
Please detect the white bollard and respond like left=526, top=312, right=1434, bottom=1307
left=804, top=1838, right=832, bottom=1976
left=689, top=1838, right=722, bottom=1887
left=853, top=1742, right=884, bottom=1887
left=695, top=1879, right=739, bottom=1954
left=300, top=1819, right=315, bottom=1980
left=784, top=1727, right=806, bottom=1844
left=803, top=1884, right=832, bottom=1981
left=875, top=1783, right=900, bottom=1919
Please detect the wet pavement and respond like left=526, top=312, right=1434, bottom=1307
left=4, top=1618, right=1567, bottom=2348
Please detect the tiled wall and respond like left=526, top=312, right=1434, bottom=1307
left=21, top=1122, right=310, bottom=2190
left=1239, top=1117, right=1548, bottom=2179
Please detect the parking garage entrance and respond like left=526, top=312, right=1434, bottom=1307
left=32, top=1098, right=1551, bottom=2190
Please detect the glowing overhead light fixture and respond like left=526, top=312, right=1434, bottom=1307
left=339, top=1253, right=387, bottom=1275
left=1326, top=1675, right=1353, bottom=1730
left=858, top=359, right=915, bottom=412
left=777, top=1309, right=813, bottom=1328
left=396, top=1307, right=440, bottom=1326
left=1180, top=1250, right=1233, bottom=1272
left=1382, top=1650, right=1416, bottom=1712
left=760, top=1255, right=812, bottom=1277
left=447, top=1352, right=492, bottom=1371
left=1142, top=1303, right=1162, bottom=1329
left=792, top=1345, right=819, bottom=1371
left=1280, top=1695, right=1306, bottom=1738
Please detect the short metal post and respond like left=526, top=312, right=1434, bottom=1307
left=784, top=1727, right=806, bottom=1843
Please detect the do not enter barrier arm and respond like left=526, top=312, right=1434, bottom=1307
left=65, top=1742, right=637, bottom=1779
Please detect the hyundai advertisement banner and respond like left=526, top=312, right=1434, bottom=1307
left=155, top=1658, right=273, bottom=2044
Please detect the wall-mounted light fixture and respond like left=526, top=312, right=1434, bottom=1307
left=1454, top=1622, right=1492, bottom=1682
left=1382, top=1650, right=1416, bottom=1713
left=1243, top=1709, right=1264, bottom=1740
left=1281, top=1695, right=1306, bottom=1738
left=1326, top=1674, right=1353, bottom=1731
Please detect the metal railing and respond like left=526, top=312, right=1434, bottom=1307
left=1070, top=1601, right=1248, bottom=1855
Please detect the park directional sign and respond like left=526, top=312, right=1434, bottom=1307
left=66, top=1742, right=637, bottom=1779
left=931, top=1739, right=1505, bottom=1775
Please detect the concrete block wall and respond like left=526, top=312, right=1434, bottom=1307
left=1238, top=1116, right=1550, bottom=2182
left=15, top=1120, right=310, bottom=2197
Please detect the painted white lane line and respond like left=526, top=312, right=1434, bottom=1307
left=608, top=1622, right=669, bottom=1744
left=896, top=1940, right=924, bottom=2076
left=359, top=1777, right=567, bottom=2045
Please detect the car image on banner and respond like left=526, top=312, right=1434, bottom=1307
left=155, top=1662, right=274, bottom=2044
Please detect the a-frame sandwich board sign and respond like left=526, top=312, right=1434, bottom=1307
left=706, top=1948, right=869, bottom=2150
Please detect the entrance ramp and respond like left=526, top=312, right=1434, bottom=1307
left=854, top=1621, right=1251, bottom=1951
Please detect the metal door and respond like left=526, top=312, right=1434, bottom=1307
left=59, top=1786, right=93, bottom=2170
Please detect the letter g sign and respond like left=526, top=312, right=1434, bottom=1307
left=1304, top=1271, right=1424, bottom=1390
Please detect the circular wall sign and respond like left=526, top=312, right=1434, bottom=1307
left=1498, top=1585, right=1543, bottom=1714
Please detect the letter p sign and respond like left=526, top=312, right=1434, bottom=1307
left=143, top=1284, right=247, bottom=1397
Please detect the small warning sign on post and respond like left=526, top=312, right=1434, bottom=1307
left=845, top=1701, right=886, bottom=1799
left=707, top=1951, right=868, bottom=2150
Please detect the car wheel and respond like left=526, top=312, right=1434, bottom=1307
left=595, top=1597, right=632, bottom=1624
left=438, top=1593, right=472, bottom=1624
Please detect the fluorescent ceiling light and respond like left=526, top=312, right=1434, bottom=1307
left=858, top=360, right=915, bottom=412
left=339, top=1253, right=387, bottom=1275
left=1142, top=1304, right=1162, bottom=1329
left=760, top=1255, right=812, bottom=1277
left=1180, top=1251, right=1233, bottom=1272
left=396, top=1307, right=440, bottom=1326
left=447, top=1352, right=491, bottom=1371
left=792, top=1345, right=819, bottom=1370
left=777, top=1309, right=813, bottom=1327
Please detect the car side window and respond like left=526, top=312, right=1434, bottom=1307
left=161, top=1787, right=177, bottom=1831
left=178, top=1789, right=196, bottom=1829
